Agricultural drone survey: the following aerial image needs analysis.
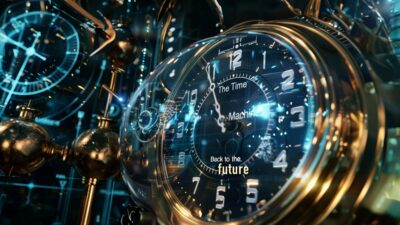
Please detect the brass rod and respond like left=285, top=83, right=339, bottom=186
left=158, top=13, right=173, bottom=63
left=101, top=85, right=122, bottom=102
left=103, top=67, right=119, bottom=118
left=64, top=0, right=105, bottom=30
left=78, top=178, right=97, bottom=225
left=305, top=0, right=321, bottom=18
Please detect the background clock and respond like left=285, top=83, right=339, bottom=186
left=0, top=11, right=80, bottom=96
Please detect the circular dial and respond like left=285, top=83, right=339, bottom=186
left=0, top=3, right=104, bottom=125
left=192, top=73, right=274, bottom=175
left=160, top=32, right=315, bottom=222
left=0, top=11, right=79, bottom=96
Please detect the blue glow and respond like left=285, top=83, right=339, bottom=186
left=277, top=104, right=285, bottom=112
left=0, top=11, right=80, bottom=96
left=251, top=103, right=275, bottom=119
left=27, top=182, right=34, bottom=190
left=101, top=59, right=107, bottom=70
left=35, top=117, right=61, bottom=126
left=159, top=104, right=165, bottom=112
left=55, top=174, right=66, bottom=179
left=390, top=0, right=400, bottom=55
left=211, top=60, right=220, bottom=74
left=77, top=111, right=85, bottom=119
left=184, top=105, right=195, bottom=122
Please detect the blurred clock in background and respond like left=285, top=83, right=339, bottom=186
left=0, top=0, right=105, bottom=134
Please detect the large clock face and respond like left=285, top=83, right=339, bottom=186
left=160, top=32, right=316, bottom=222
left=0, top=1, right=106, bottom=124
left=0, top=11, right=80, bottom=96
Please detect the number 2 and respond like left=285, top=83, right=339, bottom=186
left=281, top=69, right=294, bottom=91
left=229, top=49, right=242, bottom=71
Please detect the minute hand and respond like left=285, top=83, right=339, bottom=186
left=206, top=63, right=226, bottom=133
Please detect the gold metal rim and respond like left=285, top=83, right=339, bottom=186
left=153, top=18, right=382, bottom=225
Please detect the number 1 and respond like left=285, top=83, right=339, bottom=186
left=262, top=50, right=266, bottom=70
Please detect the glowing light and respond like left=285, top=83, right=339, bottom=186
left=251, top=103, right=275, bottom=119
left=277, top=104, right=285, bottom=112
left=184, top=105, right=195, bottom=122
left=28, top=182, right=34, bottom=189
left=1, top=141, right=10, bottom=149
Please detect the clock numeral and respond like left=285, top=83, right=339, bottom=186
left=206, top=62, right=217, bottom=81
left=262, top=50, right=266, bottom=70
left=229, top=49, right=242, bottom=71
left=273, top=150, right=288, bottom=172
left=215, top=185, right=226, bottom=209
left=281, top=69, right=294, bottom=91
left=246, top=179, right=259, bottom=204
left=184, top=88, right=198, bottom=106
left=178, top=152, right=185, bottom=167
left=290, top=106, right=305, bottom=128
left=176, top=121, right=184, bottom=138
left=192, top=176, right=200, bottom=194
left=190, top=89, right=197, bottom=106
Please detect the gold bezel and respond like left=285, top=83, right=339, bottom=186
left=153, top=18, right=383, bottom=225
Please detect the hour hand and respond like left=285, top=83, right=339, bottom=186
left=215, top=115, right=226, bottom=133
left=213, top=103, right=226, bottom=133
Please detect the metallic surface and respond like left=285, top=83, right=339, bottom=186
left=78, top=177, right=97, bottom=225
left=0, top=0, right=398, bottom=224
left=72, top=127, right=120, bottom=179
left=104, top=68, right=121, bottom=118
left=63, top=0, right=117, bottom=56
left=0, top=0, right=159, bottom=224
left=0, top=118, right=49, bottom=175
left=304, top=0, right=321, bottom=18
left=0, top=105, right=51, bottom=175
left=108, top=29, right=138, bottom=68
left=156, top=19, right=377, bottom=225
left=121, top=0, right=399, bottom=221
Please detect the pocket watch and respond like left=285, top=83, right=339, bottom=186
left=120, top=0, right=400, bottom=224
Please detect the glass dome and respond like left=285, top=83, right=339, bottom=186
left=119, top=36, right=224, bottom=207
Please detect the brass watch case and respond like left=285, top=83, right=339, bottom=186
left=153, top=18, right=385, bottom=225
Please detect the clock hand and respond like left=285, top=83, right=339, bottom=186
left=89, top=16, right=116, bottom=57
left=0, top=32, right=47, bottom=61
left=206, top=63, right=226, bottom=133
left=0, top=32, right=42, bottom=116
